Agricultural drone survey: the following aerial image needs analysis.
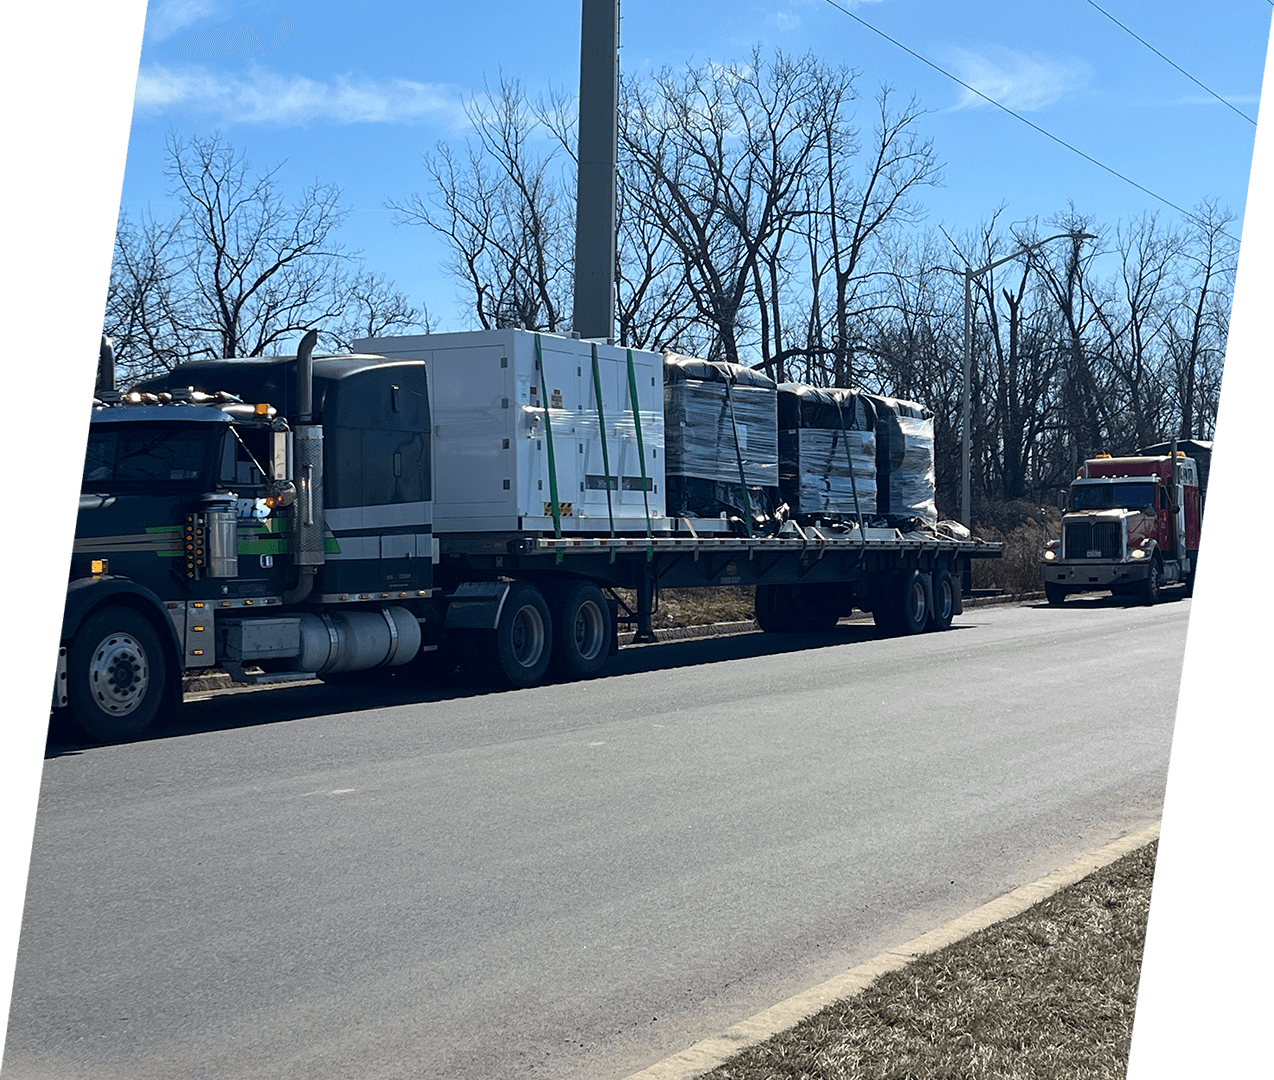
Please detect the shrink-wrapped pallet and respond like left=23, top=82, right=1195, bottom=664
left=777, top=384, right=877, bottom=521
left=663, top=354, right=779, bottom=526
left=862, top=393, right=937, bottom=523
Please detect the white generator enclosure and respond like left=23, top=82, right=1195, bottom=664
left=355, top=329, right=667, bottom=534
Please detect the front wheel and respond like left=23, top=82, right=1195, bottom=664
left=1044, top=581, right=1067, bottom=606
left=67, top=606, right=169, bottom=742
left=1138, top=558, right=1162, bottom=606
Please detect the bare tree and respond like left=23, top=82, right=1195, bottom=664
left=330, top=273, right=432, bottom=351
left=1028, top=210, right=1112, bottom=466
left=620, top=50, right=834, bottom=367
left=1167, top=199, right=1236, bottom=439
left=105, top=133, right=423, bottom=382
left=165, top=132, right=355, bottom=358
left=103, top=210, right=188, bottom=384
left=805, top=87, right=941, bottom=387
left=390, top=76, right=573, bottom=332
left=1087, top=213, right=1180, bottom=450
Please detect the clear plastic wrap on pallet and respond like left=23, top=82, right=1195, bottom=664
left=863, top=393, right=937, bottom=524
left=777, top=383, right=878, bottom=520
left=663, top=353, right=780, bottom=522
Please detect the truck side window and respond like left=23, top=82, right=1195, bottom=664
left=219, top=426, right=271, bottom=487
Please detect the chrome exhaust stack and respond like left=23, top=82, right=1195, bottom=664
left=287, top=330, right=324, bottom=603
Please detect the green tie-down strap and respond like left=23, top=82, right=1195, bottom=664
left=723, top=378, right=754, bottom=536
left=591, top=343, right=616, bottom=537
left=534, top=333, right=564, bottom=564
left=625, top=349, right=654, bottom=561
left=833, top=397, right=867, bottom=557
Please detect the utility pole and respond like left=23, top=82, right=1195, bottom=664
left=572, top=0, right=620, bottom=342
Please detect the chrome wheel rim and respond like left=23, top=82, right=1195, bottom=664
left=88, top=631, right=150, bottom=715
left=572, top=600, right=607, bottom=662
left=510, top=605, right=546, bottom=669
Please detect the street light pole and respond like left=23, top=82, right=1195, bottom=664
left=958, top=231, right=1096, bottom=529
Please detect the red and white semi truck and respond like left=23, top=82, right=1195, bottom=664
left=1041, top=440, right=1210, bottom=605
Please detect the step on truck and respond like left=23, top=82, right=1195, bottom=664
left=1040, top=440, right=1210, bottom=606
left=57, top=328, right=1002, bottom=743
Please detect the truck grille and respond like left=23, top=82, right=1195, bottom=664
left=1063, top=520, right=1122, bottom=560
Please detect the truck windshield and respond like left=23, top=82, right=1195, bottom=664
left=1071, top=481, right=1156, bottom=511
left=83, top=423, right=219, bottom=490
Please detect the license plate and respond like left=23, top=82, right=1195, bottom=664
left=1087, top=549, right=1101, bottom=558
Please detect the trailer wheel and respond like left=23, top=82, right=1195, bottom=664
left=873, top=571, right=928, bottom=635
left=755, top=584, right=836, bottom=633
left=67, top=605, right=168, bottom=742
left=929, top=569, right=955, bottom=631
left=484, top=583, right=552, bottom=689
left=755, top=583, right=800, bottom=633
left=1044, top=581, right=1068, bottom=606
left=548, top=582, right=611, bottom=681
left=754, top=584, right=780, bottom=632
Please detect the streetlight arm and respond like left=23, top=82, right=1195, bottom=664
left=968, top=232, right=1095, bottom=280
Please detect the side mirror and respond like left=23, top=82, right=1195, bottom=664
left=270, top=427, right=292, bottom=483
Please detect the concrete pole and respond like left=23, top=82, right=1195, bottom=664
left=572, top=0, right=619, bottom=343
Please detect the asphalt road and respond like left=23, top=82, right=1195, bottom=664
left=5, top=593, right=1189, bottom=1080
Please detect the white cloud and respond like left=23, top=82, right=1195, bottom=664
left=133, top=64, right=469, bottom=128
left=146, top=0, right=225, bottom=43
left=772, top=0, right=883, bottom=21
left=946, top=46, right=1091, bottom=113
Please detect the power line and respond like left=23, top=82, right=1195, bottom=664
left=818, top=0, right=1240, bottom=242
left=1082, top=0, right=1256, bottom=125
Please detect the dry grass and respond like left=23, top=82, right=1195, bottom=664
left=614, top=586, right=758, bottom=629
left=700, top=841, right=1155, bottom=1080
left=970, top=506, right=1061, bottom=596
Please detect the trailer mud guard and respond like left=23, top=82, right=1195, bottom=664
left=443, top=582, right=512, bottom=630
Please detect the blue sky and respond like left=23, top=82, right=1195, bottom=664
left=118, top=0, right=1269, bottom=337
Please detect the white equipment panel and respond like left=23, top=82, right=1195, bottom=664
left=354, top=329, right=666, bottom=534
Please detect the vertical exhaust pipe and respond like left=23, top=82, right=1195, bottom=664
left=296, top=328, right=318, bottom=424
left=286, top=329, right=324, bottom=604
left=98, top=335, right=116, bottom=397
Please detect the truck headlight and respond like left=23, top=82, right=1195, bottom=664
left=1129, top=548, right=1147, bottom=560
left=1042, top=549, right=1057, bottom=561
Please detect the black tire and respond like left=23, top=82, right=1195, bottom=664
left=1138, top=557, right=1162, bottom=606
left=1044, top=581, right=1068, bottom=606
left=756, top=583, right=836, bottom=633
left=897, top=571, right=929, bottom=634
left=548, top=582, right=612, bottom=681
left=483, top=583, right=552, bottom=689
left=873, top=571, right=928, bottom=635
left=67, top=605, right=168, bottom=742
left=929, top=569, right=955, bottom=631
left=754, top=583, right=780, bottom=633
left=756, top=583, right=800, bottom=633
